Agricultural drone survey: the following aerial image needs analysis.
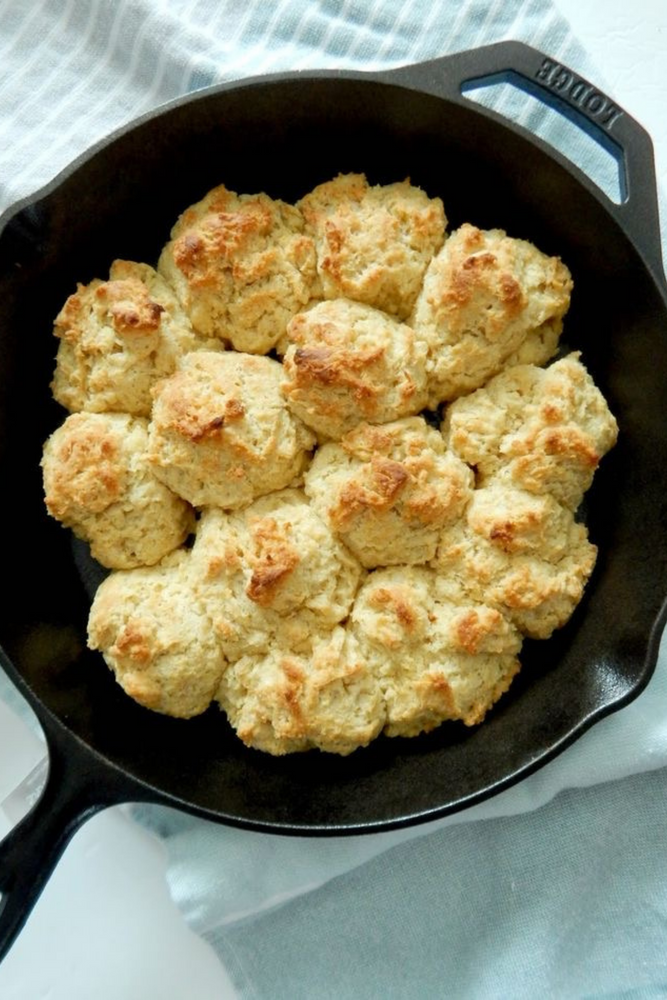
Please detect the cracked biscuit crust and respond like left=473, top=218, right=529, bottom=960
left=217, top=626, right=384, bottom=756
left=158, top=184, right=320, bottom=353
left=41, top=412, right=194, bottom=569
left=304, top=417, right=474, bottom=568
left=147, top=351, right=316, bottom=508
left=442, top=353, right=619, bottom=509
left=350, top=565, right=522, bottom=735
left=298, top=173, right=446, bottom=320
left=281, top=298, right=430, bottom=439
left=431, top=484, right=598, bottom=639
left=411, top=223, right=572, bottom=404
left=51, top=260, right=218, bottom=417
left=189, top=490, right=363, bottom=662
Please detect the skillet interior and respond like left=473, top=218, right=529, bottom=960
left=1, top=71, right=667, bottom=833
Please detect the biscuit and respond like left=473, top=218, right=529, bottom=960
left=189, top=489, right=363, bottom=661
left=281, top=298, right=430, bottom=439
left=442, top=353, right=619, bottom=509
left=51, top=260, right=217, bottom=417
left=298, top=173, right=446, bottom=319
left=147, top=351, right=316, bottom=508
left=503, top=316, right=562, bottom=369
left=350, top=565, right=522, bottom=735
left=431, top=483, right=598, bottom=638
left=217, top=625, right=384, bottom=755
left=304, top=417, right=474, bottom=567
left=41, top=412, right=194, bottom=569
left=87, top=550, right=226, bottom=718
left=158, top=184, right=319, bottom=354
left=411, top=223, right=573, bottom=404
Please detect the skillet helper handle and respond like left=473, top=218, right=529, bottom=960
left=0, top=730, right=121, bottom=963
left=390, top=41, right=665, bottom=286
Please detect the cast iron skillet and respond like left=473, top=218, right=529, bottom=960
left=1, top=41, right=667, bottom=960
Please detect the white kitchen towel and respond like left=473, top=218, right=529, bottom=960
left=2, top=1, right=667, bottom=997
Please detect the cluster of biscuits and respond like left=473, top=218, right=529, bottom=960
left=40, top=173, right=618, bottom=756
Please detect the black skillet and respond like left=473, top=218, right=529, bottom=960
left=1, top=41, right=667, bottom=961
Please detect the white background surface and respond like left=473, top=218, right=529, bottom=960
left=557, top=0, right=667, bottom=191
left=1, top=4, right=666, bottom=997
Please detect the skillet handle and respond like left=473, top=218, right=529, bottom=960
left=387, top=41, right=665, bottom=287
left=0, top=725, right=131, bottom=963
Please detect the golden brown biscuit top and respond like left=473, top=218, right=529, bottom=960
left=50, top=259, right=214, bottom=418
left=443, top=353, right=619, bottom=508
left=151, top=360, right=247, bottom=443
left=42, top=412, right=130, bottom=519
left=416, top=223, right=572, bottom=340
left=299, top=172, right=446, bottom=319
left=188, top=492, right=363, bottom=673
left=158, top=183, right=319, bottom=353
left=57, top=274, right=164, bottom=340
left=170, top=188, right=294, bottom=282
left=304, top=417, right=474, bottom=569
left=412, top=223, right=573, bottom=404
left=281, top=298, right=429, bottom=438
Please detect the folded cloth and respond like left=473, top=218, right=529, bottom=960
left=2, top=1, right=667, bottom=997
left=210, top=765, right=667, bottom=999
left=0, top=0, right=589, bottom=208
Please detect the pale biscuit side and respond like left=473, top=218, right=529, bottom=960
left=87, top=550, right=226, bottom=718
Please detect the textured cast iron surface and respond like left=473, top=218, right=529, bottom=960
left=1, top=48, right=667, bottom=836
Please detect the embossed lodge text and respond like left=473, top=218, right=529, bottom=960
left=536, top=58, right=623, bottom=130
